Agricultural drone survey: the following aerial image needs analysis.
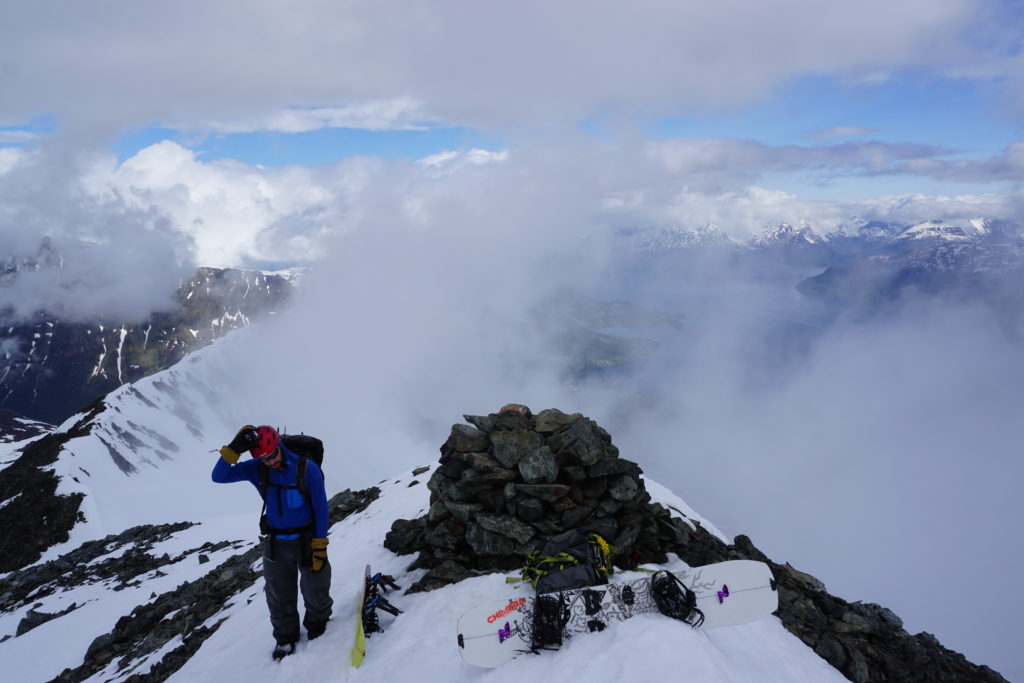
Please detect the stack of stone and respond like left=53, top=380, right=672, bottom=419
left=386, top=404, right=693, bottom=588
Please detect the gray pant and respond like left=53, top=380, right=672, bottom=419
left=262, top=537, right=333, bottom=644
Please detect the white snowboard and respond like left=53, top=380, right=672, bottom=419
left=456, top=559, right=778, bottom=669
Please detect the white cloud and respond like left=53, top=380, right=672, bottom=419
left=885, top=142, right=1024, bottom=183
left=82, top=141, right=370, bottom=267
left=184, top=99, right=433, bottom=134
left=806, top=126, right=880, bottom=139
left=0, top=0, right=989, bottom=132
left=0, top=147, right=25, bottom=174
left=3, top=134, right=1020, bottom=323
left=0, top=129, right=36, bottom=144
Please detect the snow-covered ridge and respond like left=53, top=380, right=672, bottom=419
left=616, top=223, right=742, bottom=250
left=749, top=223, right=826, bottom=248
left=0, top=460, right=847, bottom=683
left=614, top=217, right=1023, bottom=251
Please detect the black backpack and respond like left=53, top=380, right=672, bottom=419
left=520, top=529, right=616, bottom=595
left=257, top=433, right=325, bottom=536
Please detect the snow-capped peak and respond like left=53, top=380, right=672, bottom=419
left=749, top=223, right=826, bottom=248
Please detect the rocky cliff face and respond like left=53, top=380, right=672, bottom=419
left=0, top=267, right=294, bottom=424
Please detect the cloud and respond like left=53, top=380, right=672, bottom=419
left=0, top=147, right=25, bottom=174
left=805, top=126, right=881, bottom=140
left=0, top=0, right=987, bottom=132
left=0, top=149, right=194, bottom=322
left=647, top=138, right=949, bottom=190
left=612, top=286, right=1024, bottom=678
left=2, top=134, right=1019, bottom=325
left=82, top=141, right=375, bottom=267
left=883, top=142, right=1024, bottom=183
left=0, top=129, right=36, bottom=144
left=179, top=99, right=434, bottom=134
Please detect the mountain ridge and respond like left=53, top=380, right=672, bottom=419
left=0, top=353, right=1009, bottom=681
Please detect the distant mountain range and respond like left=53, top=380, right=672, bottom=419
left=616, top=218, right=1024, bottom=315
left=617, top=217, right=1023, bottom=255
left=1, top=266, right=295, bottom=425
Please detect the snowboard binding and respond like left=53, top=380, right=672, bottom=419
left=362, top=572, right=402, bottom=635
left=650, top=571, right=704, bottom=627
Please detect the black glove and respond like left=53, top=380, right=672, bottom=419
left=220, top=425, right=258, bottom=464
left=228, top=425, right=259, bottom=454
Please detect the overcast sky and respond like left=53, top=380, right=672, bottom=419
left=2, top=2, right=1023, bottom=678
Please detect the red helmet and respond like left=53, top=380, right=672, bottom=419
left=251, top=425, right=281, bottom=458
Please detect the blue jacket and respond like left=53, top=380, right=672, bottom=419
left=211, top=444, right=329, bottom=539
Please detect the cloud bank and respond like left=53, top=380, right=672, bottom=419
left=0, top=0, right=994, bottom=132
left=2, top=136, right=1021, bottom=323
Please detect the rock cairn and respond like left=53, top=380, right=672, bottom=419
left=385, top=404, right=694, bottom=590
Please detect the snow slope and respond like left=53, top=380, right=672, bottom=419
left=169, top=465, right=845, bottom=683
left=0, top=454, right=846, bottom=682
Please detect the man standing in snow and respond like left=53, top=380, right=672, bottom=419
left=212, top=425, right=333, bottom=660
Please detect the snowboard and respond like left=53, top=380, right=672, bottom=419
left=350, top=565, right=402, bottom=668
left=350, top=565, right=370, bottom=667
left=456, top=559, right=777, bottom=668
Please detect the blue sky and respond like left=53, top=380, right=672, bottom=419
left=6, top=70, right=1018, bottom=203
left=0, top=1, right=1021, bottom=246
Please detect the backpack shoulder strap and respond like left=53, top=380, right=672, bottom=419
left=296, top=456, right=310, bottom=504
left=258, top=463, right=270, bottom=499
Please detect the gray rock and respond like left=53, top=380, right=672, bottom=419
left=516, top=498, right=544, bottom=522
left=814, top=636, right=848, bottom=669
left=530, top=518, right=565, bottom=537
left=491, top=430, right=544, bottom=468
left=445, top=424, right=491, bottom=453
left=460, top=468, right=516, bottom=487
left=465, top=452, right=504, bottom=471
left=491, top=405, right=534, bottom=431
left=443, top=501, right=484, bottom=523
left=517, top=446, right=558, bottom=484
left=852, top=602, right=903, bottom=631
left=516, top=484, right=570, bottom=501
left=424, top=521, right=462, bottom=550
left=561, top=466, right=587, bottom=482
left=608, top=474, right=639, bottom=501
left=427, top=501, right=451, bottom=522
left=547, top=419, right=607, bottom=466
left=534, top=408, right=583, bottom=433
left=847, top=647, right=870, bottom=683
left=463, top=414, right=496, bottom=432
left=465, top=522, right=530, bottom=556
left=476, top=513, right=536, bottom=544
left=440, top=459, right=470, bottom=479
left=561, top=503, right=595, bottom=529
left=581, top=517, right=617, bottom=541
left=580, top=476, right=608, bottom=499
left=587, top=458, right=634, bottom=478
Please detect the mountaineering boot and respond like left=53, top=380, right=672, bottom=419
left=272, top=642, right=296, bottom=660
left=307, top=621, right=327, bottom=640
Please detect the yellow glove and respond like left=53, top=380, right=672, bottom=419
left=219, top=425, right=258, bottom=464
left=311, top=537, right=329, bottom=572
left=219, top=445, right=241, bottom=464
